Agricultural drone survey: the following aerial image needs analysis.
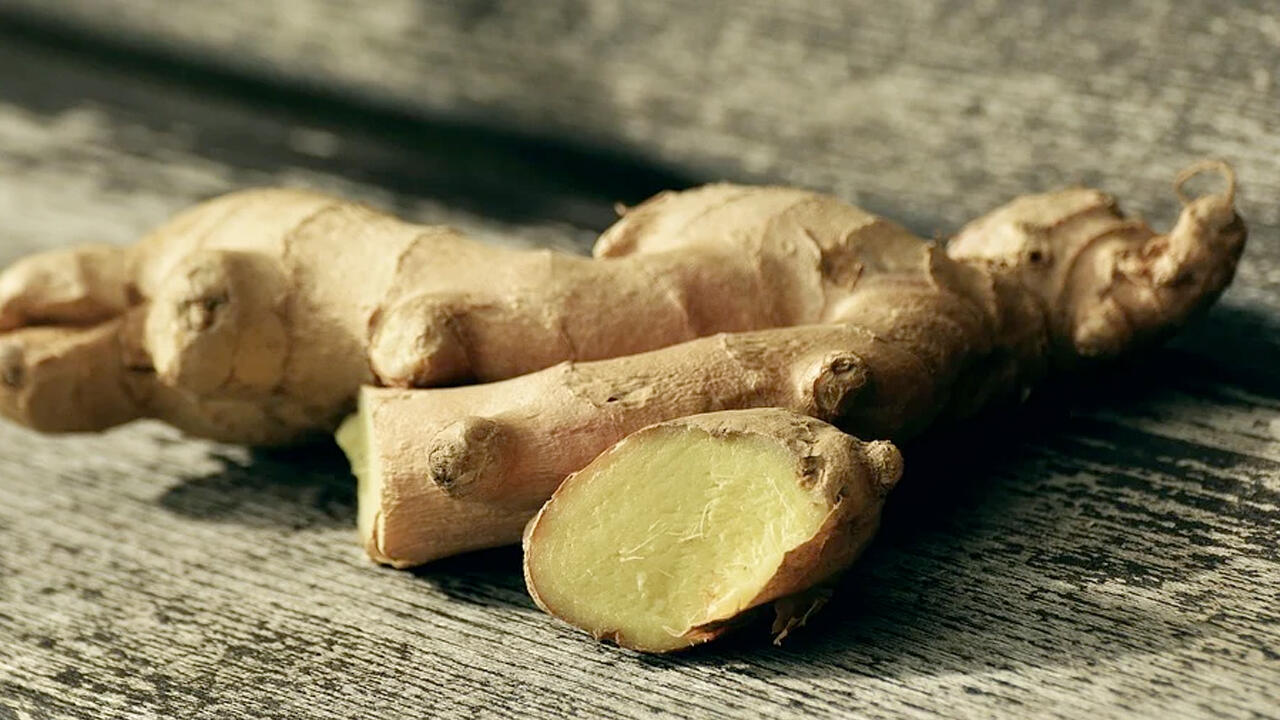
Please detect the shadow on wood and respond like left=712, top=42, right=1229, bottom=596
left=0, top=14, right=703, bottom=236
left=156, top=443, right=356, bottom=530
left=411, top=547, right=539, bottom=612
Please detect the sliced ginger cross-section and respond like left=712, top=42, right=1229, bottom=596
left=523, top=408, right=902, bottom=652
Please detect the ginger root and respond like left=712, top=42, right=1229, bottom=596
left=522, top=408, right=902, bottom=652
left=341, top=323, right=923, bottom=566
left=1, top=185, right=886, bottom=442
left=344, top=162, right=1246, bottom=568
left=0, top=162, right=1247, bottom=650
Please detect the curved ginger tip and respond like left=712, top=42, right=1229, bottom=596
left=1068, top=160, right=1246, bottom=359
left=946, top=160, right=1247, bottom=363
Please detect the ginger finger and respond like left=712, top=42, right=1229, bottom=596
left=143, top=249, right=289, bottom=397
left=0, top=245, right=132, bottom=332
left=0, top=319, right=142, bottom=433
left=341, top=324, right=938, bottom=567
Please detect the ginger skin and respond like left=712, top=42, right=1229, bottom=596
left=0, top=186, right=899, bottom=443
left=343, top=162, right=1246, bottom=567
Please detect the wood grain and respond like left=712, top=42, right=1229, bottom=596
left=2, top=0, right=1279, bottom=235
left=0, top=3, right=1276, bottom=718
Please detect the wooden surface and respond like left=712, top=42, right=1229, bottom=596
left=0, top=2, right=1277, bottom=718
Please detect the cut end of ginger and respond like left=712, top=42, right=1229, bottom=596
left=523, top=408, right=900, bottom=653
left=336, top=407, right=384, bottom=559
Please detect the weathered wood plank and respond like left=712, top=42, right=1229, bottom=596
left=0, top=19, right=703, bottom=262
left=0, top=5, right=1276, bottom=719
left=2, top=0, right=1279, bottom=242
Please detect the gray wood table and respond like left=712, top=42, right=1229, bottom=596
left=0, top=2, right=1276, bottom=718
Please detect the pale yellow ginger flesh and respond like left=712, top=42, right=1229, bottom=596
left=335, top=412, right=380, bottom=548
left=524, top=409, right=901, bottom=652
left=528, top=430, right=820, bottom=651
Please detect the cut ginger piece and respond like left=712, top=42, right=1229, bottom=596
left=523, top=408, right=902, bottom=652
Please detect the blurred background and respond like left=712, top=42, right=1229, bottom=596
left=2, top=1, right=1278, bottom=263
left=0, top=3, right=1277, bottom=718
